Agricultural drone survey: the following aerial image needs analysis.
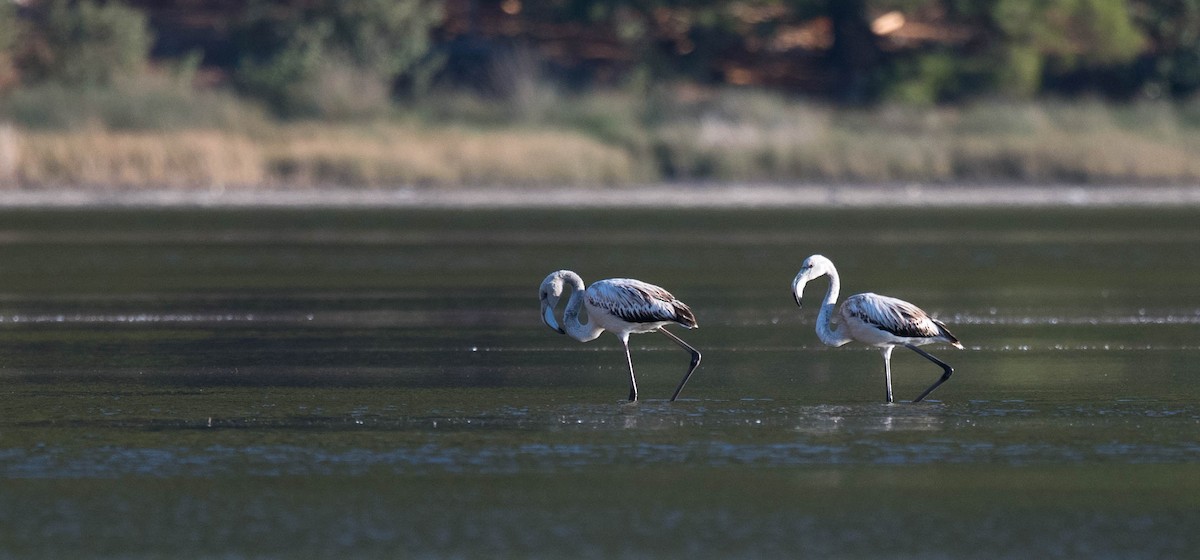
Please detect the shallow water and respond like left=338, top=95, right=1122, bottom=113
left=1, top=205, right=1199, bottom=558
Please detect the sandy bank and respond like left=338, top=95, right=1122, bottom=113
left=2, top=184, right=1200, bottom=209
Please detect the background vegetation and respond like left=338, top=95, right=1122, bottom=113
left=1, top=0, right=1200, bottom=188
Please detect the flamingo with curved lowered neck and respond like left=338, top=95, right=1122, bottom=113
left=539, top=270, right=701, bottom=402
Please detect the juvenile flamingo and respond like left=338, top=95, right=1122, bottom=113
left=539, top=270, right=701, bottom=402
left=791, top=255, right=963, bottom=403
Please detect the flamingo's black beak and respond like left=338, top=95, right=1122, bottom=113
left=792, top=272, right=810, bottom=309
left=542, top=301, right=565, bottom=334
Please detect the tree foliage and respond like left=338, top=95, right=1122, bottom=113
left=0, top=0, right=1197, bottom=109
left=19, top=0, right=153, bottom=87
left=1136, top=0, right=1200, bottom=97
left=0, top=2, right=21, bottom=91
left=231, top=0, right=443, bottom=117
left=466, top=0, right=1155, bottom=102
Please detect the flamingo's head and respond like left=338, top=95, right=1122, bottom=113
left=539, top=270, right=570, bottom=334
left=792, top=254, right=834, bottom=308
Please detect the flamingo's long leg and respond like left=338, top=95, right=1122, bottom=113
left=906, top=343, right=954, bottom=402
left=659, top=327, right=701, bottom=401
left=880, top=346, right=895, bottom=404
left=621, top=338, right=638, bottom=402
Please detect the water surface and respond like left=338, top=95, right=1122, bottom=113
left=1, top=205, right=1198, bottom=558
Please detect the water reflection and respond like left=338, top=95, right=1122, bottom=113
left=16, top=395, right=1198, bottom=479
left=787, top=404, right=946, bottom=435
left=4, top=206, right=1200, bottom=557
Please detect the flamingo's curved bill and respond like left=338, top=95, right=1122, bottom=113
left=542, top=302, right=564, bottom=334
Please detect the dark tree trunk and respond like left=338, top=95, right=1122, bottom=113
left=827, top=0, right=881, bottom=104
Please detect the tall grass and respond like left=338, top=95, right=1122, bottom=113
left=4, top=124, right=647, bottom=189
left=4, top=87, right=1200, bottom=188
left=0, top=73, right=270, bottom=132
left=14, top=128, right=265, bottom=188
left=263, top=124, right=647, bottom=186
left=643, top=93, right=1200, bottom=184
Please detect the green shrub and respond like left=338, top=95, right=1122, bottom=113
left=996, top=45, right=1044, bottom=98
left=233, top=21, right=330, bottom=118
left=0, top=1, right=20, bottom=91
left=232, top=0, right=444, bottom=118
left=886, top=52, right=962, bottom=105
left=0, top=74, right=269, bottom=132
left=20, top=0, right=153, bottom=87
left=0, top=1, right=16, bottom=51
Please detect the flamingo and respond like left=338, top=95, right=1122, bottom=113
left=539, top=270, right=701, bottom=402
left=791, top=254, right=963, bottom=403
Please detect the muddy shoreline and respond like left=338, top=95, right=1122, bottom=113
left=2, top=183, right=1200, bottom=208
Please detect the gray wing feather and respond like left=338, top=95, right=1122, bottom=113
left=844, top=293, right=950, bottom=340
left=588, top=279, right=697, bottom=327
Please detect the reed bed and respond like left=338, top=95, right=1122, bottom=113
left=647, top=94, right=1200, bottom=184
left=10, top=127, right=265, bottom=188
left=4, top=94, right=1200, bottom=189
left=2, top=124, right=646, bottom=189
left=263, top=125, right=647, bottom=187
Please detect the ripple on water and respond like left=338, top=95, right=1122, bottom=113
left=5, top=399, right=1199, bottom=478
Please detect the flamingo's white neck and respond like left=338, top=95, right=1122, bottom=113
left=555, top=272, right=604, bottom=342
left=813, top=265, right=852, bottom=347
left=794, top=257, right=853, bottom=347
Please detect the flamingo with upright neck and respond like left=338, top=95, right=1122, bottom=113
left=791, top=255, right=963, bottom=403
left=539, top=270, right=701, bottom=402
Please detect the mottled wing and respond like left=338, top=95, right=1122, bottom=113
left=587, top=279, right=697, bottom=327
left=843, top=292, right=954, bottom=341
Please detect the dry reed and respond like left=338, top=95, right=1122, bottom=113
left=1, top=124, right=646, bottom=189
left=5, top=97, right=1200, bottom=189
left=12, top=128, right=265, bottom=188
left=264, top=125, right=645, bottom=186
